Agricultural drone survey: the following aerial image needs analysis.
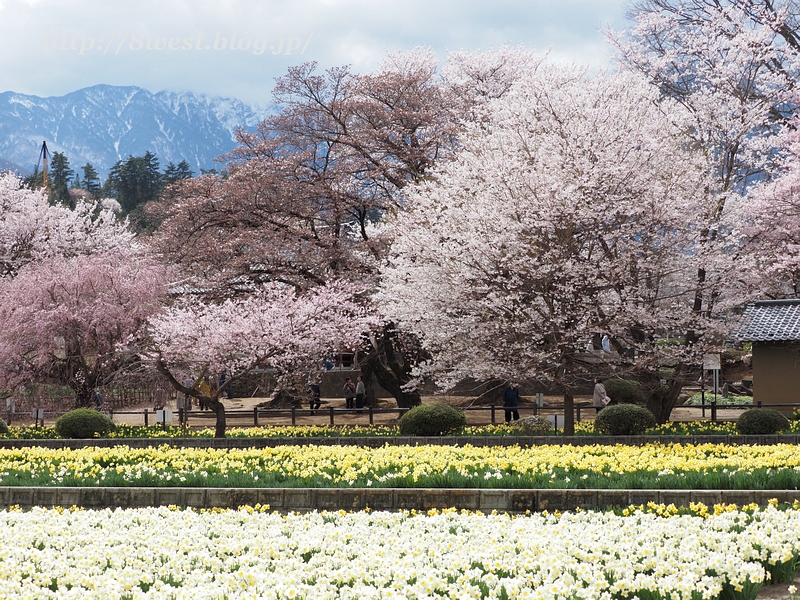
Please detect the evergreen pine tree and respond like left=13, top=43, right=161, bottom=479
left=22, top=165, right=44, bottom=189
left=81, top=163, right=101, bottom=198
left=101, top=153, right=165, bottom=214
left=49, top=152, right=74, bottom=208
left=164, top=160, right=194, bottom=184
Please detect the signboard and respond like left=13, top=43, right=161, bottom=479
left=31, top=408, right=44, bottom=420
left=155, top=410, right=173, bottom=423
left=702, top=354, right=721, bottom=371
left=546, top=414, right=562, bottom=430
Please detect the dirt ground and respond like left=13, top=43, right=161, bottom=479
left=757, top=579, right=797, bottom=600
left=94, top=394, right=745, bottom=429
left=99, top=395, right=590, bottom=428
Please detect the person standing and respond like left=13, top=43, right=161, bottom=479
left=198, top=378, right=212, bottom=410
left=503, top=382, right=520, bottom=422
left=180, top=376, right=193, bottom=411
left=153, top=386, right=167, bottom=411
left=308, top=382, right=321, bottom=414
left=219, top=370, right=232, bottom=399
left=593, top=378, right=610, bottom=414
left=5, top=393, right=16, bottom=425
left=355, top=375, right=366, bottom=413
left=342, top=377, right=356, bottom=410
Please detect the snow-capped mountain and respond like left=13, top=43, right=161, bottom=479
left=0, top=85, right=273, bottom=176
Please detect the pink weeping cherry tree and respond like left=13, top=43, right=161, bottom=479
left=145, top=281, right=378, bottom=437
left=0, top=249, right=167, bottom=407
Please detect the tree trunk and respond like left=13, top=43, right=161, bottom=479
left=645, top=376, right=684, bottom=424
left=366, top=351, right=421, bottom=408
left=155, top=359, right=228, bottom=437
left=208, top=397, right=227, bottom=438
left=563, top=392, right=575, bottom=436
left=360, top=362, right=378, bottom=407
left=72, top=382, right=95, bottom=408
left=364, top=324, right=422, bottom=408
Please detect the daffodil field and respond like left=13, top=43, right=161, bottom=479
left=0, top=502, right=796, bottom=599
left=4, top=436, right=800, bottom=599
left=4, top=419, right=800, bottom=440
left=0, top=443, right=799, bottom=490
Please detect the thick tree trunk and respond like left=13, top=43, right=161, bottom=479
left=359, top=362, right=378, bottom=407
left=366, top=351, right=420, bottom=408
left=72, top=382, right=95, bottom=408
left=364, top=324, right=422, bottom=409
left=645, top=376, right=685, bottom=424
left=156, top=359, right=228, bottom=438
left=563, top=393, right=575, bottom=436
left=208, top=397, right=227, bottom=438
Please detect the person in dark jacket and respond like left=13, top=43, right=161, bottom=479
left=342, top=378, right=356, bottom=410
left=503, top=382, right=520, bottom=422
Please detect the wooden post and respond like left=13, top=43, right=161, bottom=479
left=291, top=406, right=296, bottom=426
left=253, top=407, right=259, bottom=427
left=329, top=406, right=335, bottom=426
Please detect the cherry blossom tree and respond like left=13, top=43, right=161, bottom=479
left=745, top=113, right=800, bottom=295
left=378, top=66, right=729, bottom=431
left=145, top=282, right=377, bottom=437
left=151, top=48, right=540, bottom=408
left=0, top=249, right=167, bottom=406
left=607, top=0, right=799, bottom=198
left=0, top=172, right=133, bottom=279
left=150, top=51, right=453, bottom=407
left=605, top=1, right=799, bottom=385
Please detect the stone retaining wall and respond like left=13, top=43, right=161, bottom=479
left=0, top=434, right=797, bottom=449
left=2, top=487, right=798, bottom=512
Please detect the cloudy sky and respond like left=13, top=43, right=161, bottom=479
left=0, top=0, right=630, bottom=105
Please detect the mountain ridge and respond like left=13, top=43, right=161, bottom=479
left=0, top=84, right=273, bottom=177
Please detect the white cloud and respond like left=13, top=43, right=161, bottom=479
left=0, top=0, right=629, bottom=103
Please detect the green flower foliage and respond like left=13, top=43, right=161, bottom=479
left=683, top=393, right=752, bottom=406
left=511, top=415, right=551, bottom=436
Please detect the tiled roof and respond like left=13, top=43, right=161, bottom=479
left=735, top=300, right=800, bottom=341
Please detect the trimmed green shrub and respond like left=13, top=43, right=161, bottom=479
left=594, top=403, right=656, bottom=435
left=0, top=419, right=8, bottom=435
left=603, top=379, right=646, bottom=405
left=398, top=403, right=466, bottom=436
left=511, top=415, right=551, bottom=436
left=55, top=409, right=116, bottom=439
left=736, top=408, right=790, bottom=435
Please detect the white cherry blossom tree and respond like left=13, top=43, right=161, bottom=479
left=378, top=66, right=726, bottom=431
left=607, top=0, right=800, bottom=198
left=0, top=173, right=133, bottom=279
left=745, top=113, right=800, bottom=295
